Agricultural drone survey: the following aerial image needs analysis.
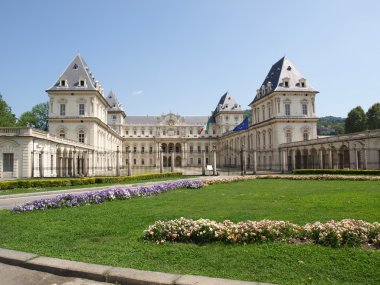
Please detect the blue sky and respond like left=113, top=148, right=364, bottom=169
left=0, top=0, right=379, bottom=118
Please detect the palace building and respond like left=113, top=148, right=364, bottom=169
left=0, top=55, right=379, bottom=179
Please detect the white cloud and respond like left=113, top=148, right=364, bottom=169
left=132, top=90, right=144, bottom=96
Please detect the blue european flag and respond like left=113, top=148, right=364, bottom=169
left=233, top=116, right=249, bottom=131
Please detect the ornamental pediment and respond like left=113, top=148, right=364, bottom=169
left=158, top=113, right=184, bottom=126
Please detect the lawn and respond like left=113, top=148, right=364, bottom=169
left=0, top=179, right=379, bottom=285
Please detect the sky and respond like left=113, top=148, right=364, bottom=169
left=0, top=0, right=379, bottom=119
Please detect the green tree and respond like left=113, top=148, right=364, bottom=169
left=345, top=106, right=367, bottom=133
left=366, top=103, right=380, bottom=130
left=0, top=93, right=16, bottom=126
left=17, top=102, right=49, bottom=131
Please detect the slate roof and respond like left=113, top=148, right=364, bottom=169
left=249, top=56, right=318, bottom=105
left=106, top=91, right=124, bottom=111
left=214, top=92, right=242, bottom=113
left=47, top=54, right=104, bottom=93
left=124, top=115, right=209, bottom=125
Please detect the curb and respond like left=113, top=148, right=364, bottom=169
left=0, top=248, right=275, bottom=285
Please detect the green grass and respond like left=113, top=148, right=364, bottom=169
left=0, top=176, right=191, bottom=196
left=0, top=179, right=379, bottom=284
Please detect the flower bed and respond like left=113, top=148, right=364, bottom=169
left=144, top=218, right=380, bottom=248
left=12, top=179, right=203, bottom=213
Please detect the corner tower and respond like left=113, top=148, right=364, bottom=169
left=46, top=54, right=122, bottom=162
left=249, top=56, right=319, bottom=170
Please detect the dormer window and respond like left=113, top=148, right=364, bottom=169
left=60, top=79, right=67, bottom=87
left=80, top=80, right=85, bottom=87
left=299, top=78, right=307, bottom=88
left=282, top=77, right=290, bottom=88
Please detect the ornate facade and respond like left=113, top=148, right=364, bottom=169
left=0, top=55, right=379, bottom=179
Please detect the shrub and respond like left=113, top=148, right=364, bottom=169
left=0, top=172, right=182, bottom=191
left=293, top=169, right=380, bottom=176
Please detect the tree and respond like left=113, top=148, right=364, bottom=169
left=366, top=103, right=380, bottom=130
left=17, top=102, right=49, bottom=131
left=0, top=93, right=16, bottom=126
left=345, top=106, right=367, bottom=134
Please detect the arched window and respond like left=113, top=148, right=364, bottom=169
left=59, top=129, right=65, bottom=138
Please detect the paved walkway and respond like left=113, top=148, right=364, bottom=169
left=0, top=248, right=274, bottom=285
left=0, top=262, right=111, bottom=285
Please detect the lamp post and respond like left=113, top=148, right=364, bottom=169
left=212, top=144, right=217, bottom=176
left=127, top=146, right=132, bottom=176
left=116, top=146, right=120, bottom=176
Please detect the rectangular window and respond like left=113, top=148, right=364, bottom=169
left=60, top=104, right=66, bottom=116
left=133, top=147, right=137, bottom=153
left=262, top=108, right=265, bottom=120
left=176, top=130, right=180, bottom=135
left=206, top=146, right=209, bottom=153
left=79, top=104, right=85, bottom=115
left=198, top=158, right=201, bottom=165
left=133, top=159, right=136, bottom=165
left=126, top=130, right=129, bottom=135
left=141, top=147, right=144, bottom=153
left=149, top=146, right=153, bottom=153
left=79, top=133, right=85, bottom=143
left=141, top=159, right=145, bottom=165
left=197, top=146, right=201, bottom=153
left=133, top=130, right=137, bottom=135
left=286, top=132, right=292, bottom=143
left=80, top=80, right=85, bottom=87
left=60, top=80, right=66, bottom=86
left=3, top=153, right=14, bottom=172
left=142, top=130, right=145, bottom=135
left=112, top=115, right=116, bottom=121
left=206, top=157, right=209, bottom=164
left=285, top=104, right=290, bottom=116
left=190, top=146, right=193, bottom=153
left=302, top=104, right=308, bottom=115
left=190, top=129, right=193, bottom=135
left=149, top=129, right=153, bottom=135
left=284, top=81, right=289, bottom=87
left=190, top=158, right=193, bottom=165
left=303, top=132, right=309, bottom=141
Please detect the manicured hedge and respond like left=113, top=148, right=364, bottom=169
left=292, top=169, right=380, bottom=175
left=0, top=172, right=182, bottom=190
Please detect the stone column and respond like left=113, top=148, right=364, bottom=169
left=65, top=157, right=69, bottom=177
left=252, top=150, right=257, bottom=175
left=73, top=152, right=77, bottom=177
left=116, top=146, right=120, bottom=176
left=241, top=145, right=246, bottom=176
left=281, top=150, right=286, bottom=173
left=59, top=157, right=63, bottom=177
left=78, top=154, right=82, bottom=176
left=292, top=150, right=296, bottom=171
left=159, top=147, right=163, bottom=173
left=39, top=151, right=44, bottom=178
left=83, top=152, right=88, bottom=176
left=328, top=149, right=333, bottom=169
left=319, top=149, right=323, bottom=169
left=213, top=149, right=217, bottom=176
left=127, top=149, right=132, bottom=176
left=202, top=150, right=206, bottom=176
left=31, top=151, right=35, bottom=178
left=363, top=148, right=368, bottom=170
left=354, top=149, right=359, bottom=170
left=170, top=152, right=174, bottom=172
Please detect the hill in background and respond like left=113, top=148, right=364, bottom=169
left=317, top=116, right=345, bottom=135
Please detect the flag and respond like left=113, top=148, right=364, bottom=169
left=199, top=120, right=210, bottom=134
left=233, top=116, right=249, bottom=131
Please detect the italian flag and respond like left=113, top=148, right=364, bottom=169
left=199, top=120, right=209, bottom=134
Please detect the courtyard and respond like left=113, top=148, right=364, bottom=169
left=0, top=178, right=379, bottom=284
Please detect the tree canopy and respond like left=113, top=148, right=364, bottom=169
left=17, top=102, right=49, bottom=131
left=366, top=103, right=380, bottom=130
left=345, top=106, right=367, bottom=133
left=0, top=93, right=17, bottom=127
